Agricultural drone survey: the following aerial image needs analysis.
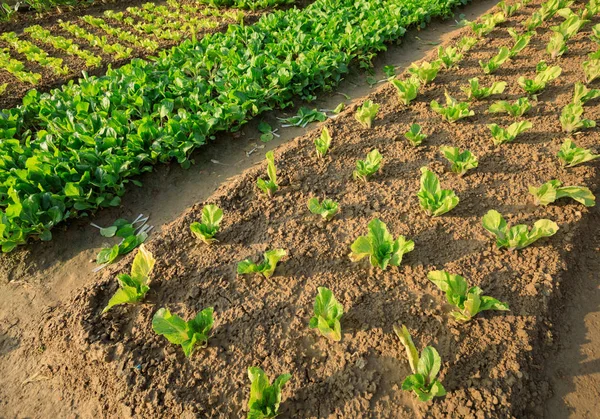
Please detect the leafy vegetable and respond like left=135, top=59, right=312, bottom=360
left=247, top=367, right=291, bottom=419
left=488, top=97, right=532, bottom=117
left=461, top=78, right=506, bottom=100
left=394, top=324, right=446, bottom=402
left=488, top=121, right=532, bottom=145
left=96, top=231, right=149, bottom=265
left=546, top=32, right=567, bottom=59
left=573, top=82, right=600, bottom=105
left=591, top=23, right=600, bottom=44
left=190, top=204, right=223, bottom=244
left=583, top=56, right=600, bottom=84
left=353, top=149, right=382, bottom=182
left=279, top=107, right=327, bottom=128
left=437, top=46, right=463, bottom=69
left=257, top=151, right=278, bottom=198
left=237, top=249, right=286, bottom=279
left=309, top=287, right=343, bottom=341
left=417, top=167, right=459, bottom=216
left=507, top=29, right=532, bottom=58
left=349, top=218, right=414, bottom=270
left=480, top=46, right=510, bottom=74
left=430, top=91, right=474, bottom=123
left=560, top=103, right=596, bottom=133
left=355, top=100, right=380, bottom=129
left=523, top=11, right=543, bottom=31
left=103, top=244, right=156, bottom=313
left=314, top=127, right=332, bottom=158
left=468, top=12, right=505, bottom=37
left=427, top=270, right=509, bottom=322
left=404, top=123, right=427, bottom=146
left=529, top=180, right=595, bottom=207
left=550, top=13, right=588, bottom=40
left=498, top=0, right=521, bottom=18
left=518, top=61, right=561, bottom=94
left=258, top=122, right=275, bottom=143
left=482, top=210, right=559, bottom=250
left=390, top=77, right=420, bottom=107
left=408, top=60, right=441, bottom=85
left=457, top=36, right=478, bottom=52
left=307, top=197, right=339, bottom=221
left=439, top=146, right=478, bottom=176
left=152, top=307, right=214, bottom=357
left=557, top=138, right=600, bottom=167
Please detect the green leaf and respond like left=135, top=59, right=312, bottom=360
left=417, top=167, right=459, bottom=216
left=237, top=249, right=286, bottom=279
left=309, top=287, right=343, bottom=341
left=152, top=307, right=213, bottom=357
left=247, top=367, right=291, bottom=419
left=352, top=149, right=382, bottom=182
left=355, top=100, right=379, bottom=129
left=307, top=197, right=339, bottom=221
left=314, top=127, right=332, bottom=158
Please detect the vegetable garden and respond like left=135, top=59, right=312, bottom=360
left=1, top=0, right=599, bottom=417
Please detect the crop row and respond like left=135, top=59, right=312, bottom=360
left=0, top=0, right=467, bottom=252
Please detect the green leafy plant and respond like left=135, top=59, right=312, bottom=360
left=314, top=127, right=332, bottom=158
left=190, top=204, right=223, bottom=244
left=390, top=77, right=420, bottom=106
left=309, top=287, right=343, bottom=341
left=355, top=100, right=380, bottom=128
left=152, top=307, right=214, bottom=357
left=439, top=146, right=478, bottom=176
left=498, top=0, right=521, bottom=18
left=518, top=61, right=562, bottom=94
left=103, top=245, right=155, bottom=313
left=246, top=367, right=291, bottom=419
left=404, top=123, right=427, bottom=146
left=418, top=167, right=459, bottom=216
left=461, top=78, right=506, bottom=100
left=258, top=122, right=276, bottom=143
left=349, top=218, right=414, bottom=270
left=257, top=151, right=278, bottom=198
left=468, top=12, right=505, bottom=37
left=480, top=46, right=510, bottom=74
left=237, top=249, right=286, bottom=279
left=573, top=82, right=600, bottom=105
left=557, top=138, right=600, bottom=167
left=546, top=32, right=567, bottom=59
left=408, top=60, right=441, bottom=85
left=279, top=107, right=326, bottom=128
left=591, top=23, right=600, bottom=44
left=583, top=55, right=600, bottom=84
left=353, top=149, right=382, bottom=182
left=507, top=29, right=532, bottom=58
left=523, top=12, right=543, bottom=31
left=437, top=46, right=463, bottom=69
left=560, top=103, right=596, bottom=133
left=488, top=121, right=532, bottom=145
left=550, top=13, right=588, bottom=40
left=457, top=36, right=478, bottom=52
left=488, top=97, right=532, bottom=117
left=529, top=180, right=595, bottom=207
left=96, top=231, right=149, bottom=265
left=307, top=197, right=339, bottom=221
left=427, top=270, right=509, bottom=322
left=394, top=324, right=446, bottom=402
left=430, top=91, right=474, bottom=123
left=482, top=210, right=559, bottom=250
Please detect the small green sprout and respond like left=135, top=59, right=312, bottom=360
left=314, top=127, right=332, bottom=158
left=237, top=249, right=286, bottom=279
left=353, top=149, right=382, bottom=182
left=572, top=82, right=600, bottom=105
left=488, top=97, right=532, bottom=117
left=190, top=204, right=223, bottom=244
left=482, top=209, right=559, bottom=250
left=439, top=146, right=478, bottom=176
left=529, top=180, right=595, bottom=207
left=557, top=138, right=600, bottom=167
left=560, top=103, right=596, bottom=134
left=246, top=367, right=291, bottom=419
left=498, top=0, right=521, bottom=18
left=583, top=56, right=600, bottom=84
left=480, top=46, right=510, bottom=74
left=309, top=287, right=343, bottom=341
left=461, top=78, right=506, bottom=100
left=417, top=167, right=459, bottom=216
left=488, top=121, right=532, bottom=145
left=307, top=197, right=339, bottom=221
left=507, top=29, right=532, bottom=58
left=152, top=307, right=214, bottom=357
left=518, top=61, right=562, bottom=94
left=390, top=77, right=420, bottom=106
left=430, top=91, right=474, bottom=123
left=355, top=100, right=379, bottom=129
left=408, top=60, right=441, bottom=85
left=457, top=36, right=478, bottom=52
left=546, top=32, right=567, bottom=59
left=257, top=151, right=278, bottom=198
left=404, top=123, right=427, bottom=146
left=437, top=46, right=463, bottom=69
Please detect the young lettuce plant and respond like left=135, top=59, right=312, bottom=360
left=591, top=23, right=600, bottom=44
left=468, top=12, right=505, bottom=37
left=418, top=167, right=460, bottom=216
left=404, top=124, right=427, bottom=146
left=488, top=97, right=532, bottom=117
left=439, top=146, right=478, bottom=176
left=247, top=367, right=291, bottom=419
left=557, top=138, right=600, bottom=167
left=349, top=218, right=414, bottom=270
left=507, top=29, right=532, bottom=58
left=314, top=127, right=332, bottom=158
left=482, top=209, right=559, bottom=250
left=307, top=197, right=339, bottom=221
left=430, top=91, right=474, bottom=123
left=408, top=60, right=441, bottom=85
left=546, top=32, right=567, bottom=59
left=518, top=61, right=562, bottom=94
left=529, top=180, right=595, bottom=207
left=428, top=270, right=509, bottom=322
left=355, top=100, right=379, bottom=129
left=309, top=287, right=343, bottom=341
left=551, top=13, right=588, bottom=40
left=152, top=307, right=214, bottom=357
left=583, top=55, right=600, bottom=84
left=190, top=204, right=223, bottom=244
left=523, top=11, right=543, bottom=31
left=560, top=103, right=596, bottom=133
left=390, top=77, right=420, bottom=106
left=437, top=46, right=463, bottom=69
left=103, top=244, right=155, bottom=313
left=237, top=249, right=286, bottom=279
left=572, top=82, right=600, bottom=105
left=353, top=149, right=382, bottom=182
left=488, top=121, right=532, bottom=145
left=498, top=0, right=521, bottom=17
left=457, top=36, right=478, bottom=52
left=461, top=78, right=506, bottom=100
left=257, top=151, right=278, bottom=198
left=480, top=46, right=510, bottom=74
left=394, top=324, right=446, bottom=402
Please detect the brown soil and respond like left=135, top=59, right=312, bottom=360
left=1, top=0, right=600, bottom=417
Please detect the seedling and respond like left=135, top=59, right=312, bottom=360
left=529, top=180, right=595, bottom=207
left=430, top=91, right=474, bottom=123
left=507, top=29, right=532, bottom=58
left=518, top=61, right=561, bottom=94
left=461, top=78, right=506, bottom=100
left=353, top=149, right=382, bottom=182
left=498, top=0, right=521, bottom=18
left=572, top=82, right=600, bottom=105
left=437, top=46, right=463, bottom=69
left=482, top=210, right=559, bottom=250
left=583, top=57, right=600, bottom=84
left=307, top=197, right=339, bottom=221
left=390, top=77, right=420, bottom=106
left=439, top=146, right=478, bottom=176
left=557, top=138, right=600, bottom=167
left=190, top=204, right=223, bottom=244
left=394, top=324, right=446, bottom=402
left=408, top=60, right=441, bottom=85
left=488, top=97, right=532, bottom=117
left=418, top=167, right=459, bottom=216
left=546, top=32, right=567, bottom=59
left=404, top=124, right=427, bottom=146
left=314, top=127, right=332, bottom=158
left=523, top=12, right=543, bottom=31
left=480, top=46, right=510, bottom=74
left=468, top=12, right=505, bottom=37
left=278, top=107, right=326, bottom=128
left=309, top=287, right=343, bottom=341
left=258, top=122, right=277, bottom=143
left=591, top=23, right=600, bottom=44
left=560, top=103, right=596, bottom=133
left=102, top=244, right=155, bottom=313
left=257, top=151, right=278, bottom=197
left=457, top=36, right=478, bottom=52
left=237, top=249, right=286, bottom=279
left=246, top=367, right=291, bottom=419
left=349, top=218, right=414, bottom=270
left=428, top=270, right=509, bottom=322
left=550, top=13, right=588, bottom=40
left=488, top=121, right=532, bottom=145
left=152, top=307, right=214, bottom=357
left=355, top=100, right=379, bottom=129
